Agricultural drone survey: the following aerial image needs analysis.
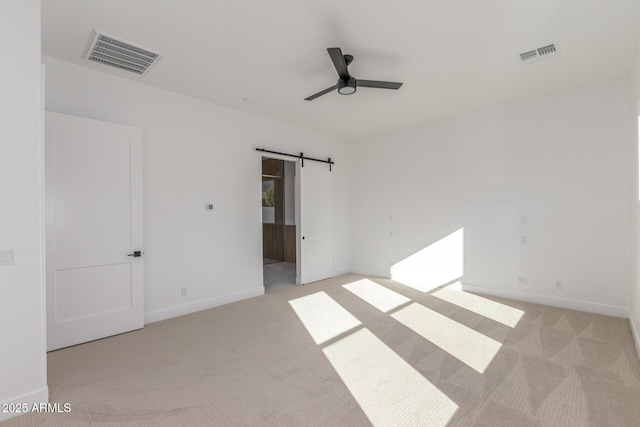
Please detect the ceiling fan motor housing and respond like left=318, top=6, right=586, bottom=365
left=338, top=78, right=356, bottom=95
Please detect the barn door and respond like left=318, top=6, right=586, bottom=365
left=298, top=160, right=332, bottom=284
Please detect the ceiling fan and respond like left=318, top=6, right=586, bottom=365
left=305, top=47, right=403, bottom=101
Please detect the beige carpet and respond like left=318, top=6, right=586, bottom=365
left=5, top=273, right=640, bottom=426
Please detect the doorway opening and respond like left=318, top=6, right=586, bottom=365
left=262, top=157, right=297, bottom=293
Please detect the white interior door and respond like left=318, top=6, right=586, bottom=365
left=298, top=159, right=333, bottom=284
left=45, top=111, right=143, bottom=351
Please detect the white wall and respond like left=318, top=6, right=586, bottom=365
left=0, top=0, right=48, bottom=421
left=349, top=80, right=630, bottom=316
left=262, top=207, right=275, bottom=224
left=43, top=56, right=349, bottom=323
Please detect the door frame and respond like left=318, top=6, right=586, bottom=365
left=260, top=153, right=302, bottom=285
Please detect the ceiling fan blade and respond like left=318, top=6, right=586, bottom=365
left=356, top=80, right=403, bottom=90
left=304, top=84, right=338, bottom=101
left=327, top=47, right=350, bottom=81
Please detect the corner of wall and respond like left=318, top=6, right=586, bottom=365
left=0, top=0, right=48, bottom=416
left=630, top=311, right=640, bottom=362
left=628, top=28, right=640, bottom=361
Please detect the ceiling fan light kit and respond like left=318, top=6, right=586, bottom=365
left=338, top=79, right=356, bottom=95
left=305, top=47, right=403, bottom=101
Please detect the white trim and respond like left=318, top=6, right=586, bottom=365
left=630, top=311, right=640, bottom=362
left=349, top=266, right=391, bottom=280
left=40, top=64, right=48, bottom=389
left=259, top=152, right=303, bottom=284
left=332, top=265, right=352, bottom=277
left=0, top=387, right=49, bottom=422
left=294, top=159, right=301, bottom=285
left=257, top=150, right=300, bottom=164
left=461, top=283, right=628, bottom=318
left=144, top=287, right=265, bottom=324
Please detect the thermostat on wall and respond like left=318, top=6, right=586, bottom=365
left=205, top=203, right=214, bottom=211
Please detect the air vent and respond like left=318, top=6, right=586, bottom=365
left=82, top=30, right=163, bottom=76
left=537, top=44, right=557, bottom=57
left=519, top=42, right=559, bottom=64
left=519, top=50, right=538, bottom=63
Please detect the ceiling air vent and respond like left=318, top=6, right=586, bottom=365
left=537, top=44, right=557, bottom=57
left=519, top=43, right=559, bottom=64
left=519, top=49, right=538, bottom=63
left=82, top=29, right=163, bottom=76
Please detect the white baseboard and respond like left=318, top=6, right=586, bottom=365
left=629, top=311, right=640, bottom=362
left=349, top=265, right=391, bottom=280
left=144, top=287, right=265, bottom=324
left=0, top=386, right=49, bottom=422
left=332, top=265, right=352, bottom=277
left=461, top=283, right=628, bottom=318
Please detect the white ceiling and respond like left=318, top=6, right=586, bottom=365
left=42, top=0, right=640, bottom=141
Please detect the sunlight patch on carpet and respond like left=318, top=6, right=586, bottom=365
left=343, top=279, right=410, bottom=313
left=289, top=292, right=361, bottom=345
left=323, top=328, right=458, bottom=426
left=432, top=286, right=524, bottom=328
left=391, top=303, right=501, bottom=373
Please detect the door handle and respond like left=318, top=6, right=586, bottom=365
left=128, top=251, right=142, bottom=257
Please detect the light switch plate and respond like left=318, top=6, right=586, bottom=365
left=0, top=249, right=14, bottom=266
